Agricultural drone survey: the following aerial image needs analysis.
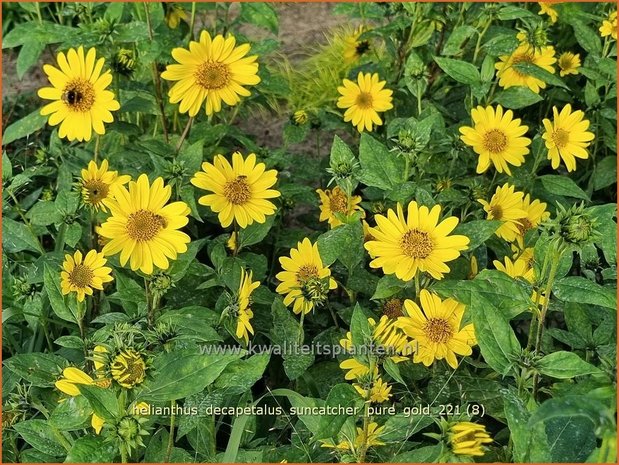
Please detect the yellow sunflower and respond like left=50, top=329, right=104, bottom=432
left=449, top=422, right=493, bottom=457
left=317, top=186, right=365, bottom=228
left=542, top=104, right=595, bottom=172
left=236, top=268, right=260, bottom=345
left=275, top=238, right=337, bottom=315
left=337, top=72, right=393, bottom=132
left=495, top=44, right=556, bottom=93
left=60, top=250, right=113, bottom=302
left=538, top=2, right=558, bottom=24
left=342, top=26, right=371, bottom=64
left=191, top=152, right=280, bottom=229
left=165, top=3, right=187, bottom=29
left=321, top=422, right=386, bottom=451
left=339, top=358, right=371, bottom=381
left=110, top=349, right=146, bottom=389
left=161, top=31, right=260, bottom=116
left=364, top=201, right=469, bottom=281
left=397, top=290, right=476, bottom=369
left=99, top=174, right=191, bottom=275
left=557, top=52, right=581, bottom=77
left=599, top=11, right=617, bottom=40
left=38, top=46, right=120, bottom=142
left=478, top=184, right=527, bottom=243
left=493, top=256, right=535, bottom=283
left=459, top=105, right=531, bottom=175
left=353, top=377, right=392, bottom=403
left=515, top=194, right=549, bottom=248
left=80, top=160, right=130, bottom=211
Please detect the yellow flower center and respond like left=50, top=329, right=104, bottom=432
left=423, top=317, right=454, bottom=343
left=551, top=128, right=570, bottom=148
left=490, top=204, right=503, bottom=220
left=195, top=61, right=231, bottom=90
left=400, top=229, right=434, bottom=259
left=517, top=218, right=533, bottom=235
left=126, top=210, right=167, bottom=242
left=382, top=298, right=403, bottom=319
left=297, top=264, right=318, bottom=284
left=224, top=176, right=251, bottom=205
left=112, top=351, right=146, bottom=388
left=558, top=55, right=574, bottom=70
left=483, top=129, right=508, bottom=154
left=63, top=79, right=96, bottom=112
left=329, top=191, right=348, bottom=213
left=68, top=264, right=94, bottom=288
left=356, top=91, right=374, bottom=109
left=82, top=179, right=109, bottom=205
left=512, top=53, right=534, bottom=77
left=355, top=40, right=370, bottom=57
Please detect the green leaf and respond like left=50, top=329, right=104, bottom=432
left=330, top=135, right=356, bottom=167
left=358, top=133, right=405, bottom=190
left=17, top=39, right=46, bottom=80
left=530, top=395, right=610, bottom=429
left=536, top=351, right=601, bottom=378
left=138, top=349, right=240, bottom=402
left=316, top=384, right=360, bottom=439
left=49, top=396, right=91, bottom=431
left=65, top=435, right=117, bottom=463
left=371, top=274, right=406, bottom=300
left=157, top=308, right=222, bottom=343
left=592, top=156, right=617, bottom=191
left=381, top=413, right=434, bottom=441
left=214, top=353, right=270, bottom=395
left=453, top=220, right=500, bottom=251
left=167, top=238, right=207, bottom=283
left=544, top=416, right=597, bottom=462
left=178, top=139, right=204, bottom=175
left=4, top=353, right=66, bottom=387
left=497, top=5, right=536, bottom=20
left=434, top=56, right=481, bottom=85
left=539, top=175, right=589, bottom=200
left=316, top=221, right=364, bottom=268
left=512, top=62, right=569, bottom=89
left=13, top=420, right=67, bottom=457
left=2, top=109, right=47, bottom=146
left=392, top=445, right=443, bottom=462
left=442, top=25, right=477, bottom=56
left=27, top=201, right=63, bottom=226
left=350, top=303, right=372, bottom=347
left=2, top=21, right=76, bottom=49
left=238, top=215, right=275, bottom=248
left=3, top=217, right=43, bottom=253
left=469, top=294, right=520, bottom=376
left=239, top=3, right=278, bottom=34
left=572, top=18, right=602, bottom=55
left=553, top=276, right=617, bottom=309
left=44, top=264, right=78, bottom=324
left=494, top=87, right=544, bottom=109
left=77, top=385, right=119, bottom=421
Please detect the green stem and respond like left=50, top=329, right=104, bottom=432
left=357, top=402, right=371, bottom=463
left=54, top=223, right=67, bottom=254
left=414, top=270, right=421, bottom=301
left=472, top=17, right=492, bottom=64
left=298, top=311, right=305, bottom=344
left=232, top=221, right=240, bottom=257
left=175, top=117, right=194, bottom=154
left=189, top=2, right=197, bottom=40
left=165, top=400, right=176, bottom=461
left=144, top=2, right=169, bottom=143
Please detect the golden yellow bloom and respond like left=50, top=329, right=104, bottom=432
left=337, top=72, right=393, bottom=132
left=515, top=194, right=550, bottom=248
left=599, top=11, right=617, bottom=40
left=236, top=268, right=260, bottom=345
left=80, top=160, right=130, bottom=211
left=161, top=31, right=260, bottom=116
left=342, top=26, right=371, bottom=63
left=60, top=250, right=113, bottom=302
left=354, top=377, right=392, bottom=403
left=479, top=184, right=527, bottom=243
left=495, top=44, right=556, bottom=93
left=275, top=238, right=337, bottom=315
left=111, top=349, right=146, bottom=389
left=542, top=104, right=595, bottom=172
left=459, top=105, right=531, bottom=175
left=38, top=46, right=120, bottom=142
left=339, top=358, right=371, bottom=381
left=354, top=422, right=386, bottom=449
left=513, top=246, right=535, bottom=269
left=449, top=422, right=493, bottom=457
left=365, top=201, right=469, bottom=281
left=191, top=152, right=280, bottom=229
left=317, top=186, right=365, bottom=228
left=557, top=52, right=581, bottom=77
left=292, top=110, right=308, bottom=125
left=165, top=3, right=187, bottom=29
left=538, top=2, right=558, bottom=24
left=99, top=175, right=191, bottom=275
left=227, top=231, right=237, bottom=252
left=493, top=256, right=534, bottom=283
left=397, top=290, right=476, bottom=369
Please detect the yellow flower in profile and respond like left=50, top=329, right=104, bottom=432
left=161, top=31, right=260, bottom=116
left=478, top=184, right=527, bottom=243
left=599, top=11, right=617, bottom=40
left=111, top=349, right=146, bottom=389
left=38, top=46, right=120, bottom=142
left=515, top=194, right=550, bottom=248
left=80, top=160, right=130, bottom=211
left=60, top=250, right=113, bottom=302
left=542, top=104, right=595, bottom=172
left=99, top=175, right=191, bottom=275
left=165, top=3, right=187, bottom=29
left=275, top=238, right=337, bottom=315
left=191, top=152, right=280, bottom=229
left=459, top=105, right=531, bottom=175
left=538, top=2, right=558, bottom=23
left=493, top=256, right=534, bottom=283
left=337, top=72, right=393, bottom=132
left=557, top=52, right=581, bottom=77
left=513, top=246, right=535, bottom=269
left=449, top=422, right=492, bottom=457
left=339, top=358, right=371, bottom=381
left=397, top=290, right=476, bottom=369
left=227, top=231, right=237, bottom=252
left=292, top=110, right=308, bottom=126
left=495, top=44, right=556, bottom=93
left=342, top=26, right=371, bottom=63
left=354, top=422, right=386, bottom=449
left=365, top=201, right=469, bottom=281
left=236, top=268, right=260, bottom=345
left=317, top=186, right=365, bottom=228
left=354, top=377, right=392, bottom=403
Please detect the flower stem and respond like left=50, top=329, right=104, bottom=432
left=414, top=270, right=421, bottom=301
left=232, top=221, right=240, bottom=257
left=165, top=400, right=176, bottom=462
left=357, top=402, right=371, bottom=463
left=298, top=311, right=305, bottom=345
left=189, top=2, right=197, bottom=40
left=175, top=116, right=194, bottom=154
